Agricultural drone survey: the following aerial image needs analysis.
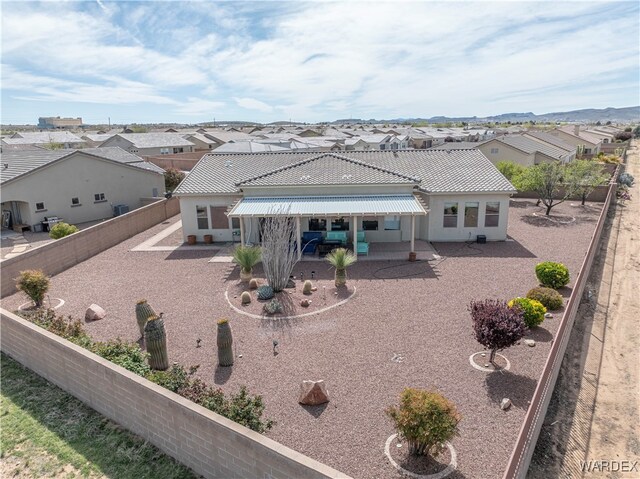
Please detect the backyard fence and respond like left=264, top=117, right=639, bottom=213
left=1, top=197, right=180, bottom=298
left=502, top=164, right=621, bottom=479
left=0, top=309, right=349, bottom=479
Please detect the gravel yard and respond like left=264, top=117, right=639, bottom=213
left=0, top=199, right=603, bottom=479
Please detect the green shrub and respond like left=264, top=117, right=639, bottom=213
left=16, top=270, right=50, bottom=307
left=146, top=363, right=196, bottom=393
left=526, top=287, right=564, bottom=310
left=26, top=309, right=92, bottom=348
left=91, top=339, right=150, bottom=377
left=508, top=297, right=546, bottom=327
left=535, top=262, right=570, bottom=289
left=386, top=388, right=461, bottom=457
left=49, top=222, right=79, bottom=239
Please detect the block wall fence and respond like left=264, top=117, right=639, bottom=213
left=0, top=310, right=349, bottom=479
left=1, top=197, right=180, bottom=298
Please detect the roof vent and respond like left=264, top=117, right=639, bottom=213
left=3, top=163, right=7, bottom=169
left=300, top=175, right=311, bottom=180
left=224, top=160, right=233, bottom=167
left=341, top=174, right=353, bottom=179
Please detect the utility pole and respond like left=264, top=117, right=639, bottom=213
left=108, top=117, right=111, bottom=128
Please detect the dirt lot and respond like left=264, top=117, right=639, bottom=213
left=1, top=199, right=605, bottom=479
left=529, top=141, right=640, bottom=478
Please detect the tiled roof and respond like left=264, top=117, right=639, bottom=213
left=236, top=153, right=420, bottom=187
left=115, top=133, right=195, bottom=148
left=429, top=142, right=481, bottom=150
left=523, top=132, right=575, bottom=152
left=175, top=150, right=516, bottom=195
left=495, top=135, right=569, bottom=159
left=1, top=147, right=162, bottom=185
left=6, top=131, right=85, bottom=144
left=212, top=142, right=289, bottom=153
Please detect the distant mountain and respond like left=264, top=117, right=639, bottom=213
left=331, top=106, right=639, bottom=125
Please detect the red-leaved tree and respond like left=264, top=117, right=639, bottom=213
left=469, top=299, right=527, bottom=364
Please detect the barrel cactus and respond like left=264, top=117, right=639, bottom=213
left=249, top=278, right=259, bottom=290
left=302, top=280, right=313, bottom=295
left=217, top=319, right=234, bottom=367
left=263, top=298, right=282, bottom=315
left=256, top=285, right=274, bottom=300
left=135, top=299, right=156, bottom=338
left=144, top=314, right=169, bottom=370
left=241, top=291, right=251, bottom=305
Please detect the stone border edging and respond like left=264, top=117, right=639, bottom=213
left=469, top=351, right=511, bottom=372
left=224, top=286, right=357, bottom=320
left=384, top=434, right=457, bottom=479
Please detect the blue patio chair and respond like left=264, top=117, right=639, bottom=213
left=301, top=231, right=323, bottom=255
left=356, top=231, right=369, bottom=255
left=326, top=231, right=347, bottom=245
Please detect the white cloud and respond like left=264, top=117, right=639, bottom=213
left=173, top=97, right=226, bottom=117
left=234, top=97, right=273, bottom=113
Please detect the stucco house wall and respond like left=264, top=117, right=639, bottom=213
left=427, top=193, right=510, bottom=242
left=1, top=154, right=165, bottom=227
left=178, top=195, right=242, bottom=242
left=478, top=141, right=536, bottom=166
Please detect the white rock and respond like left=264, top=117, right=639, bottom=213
left=85, top=304, right=106, bottom=321
left=545, top=313, right=553, bottom=318
left=501, top=398, right=512, bottom=410
left=524, top=339, right=536, bottom=347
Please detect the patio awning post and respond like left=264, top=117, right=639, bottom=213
left=353, top=215, right=358, bottom=256
left=240, top=217, right=245, bottom=246
left=296, top=217, right=301, bottom=255
left=410, top=215, right=416, bottom=252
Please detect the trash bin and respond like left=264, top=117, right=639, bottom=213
left=476, top=235, right=487, bottom=244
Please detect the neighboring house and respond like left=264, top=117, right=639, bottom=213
left=99, top=133, right=195, bottom=156
left=6, top=131, right=86, bottom=149
left=81, top=133, right=116, bottom=147
left=550, top=126, right=602, bottom=156
left=0, top=147, right=165, bottom=231
left=202, top=130, right=254, bottom=148
left=211, top=142, right=289, bottom=153
left=429, top=142, right=481, bottom=151
left=522, top=131, right=576, bottom=160
left=478, top=135, right=573, bottom=167
left=183, top=133, right=218, bottom=151
left=174, top=150, right=516, bottom=249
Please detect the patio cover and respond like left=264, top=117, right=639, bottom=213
left=227, top=195, right=428, bottom=217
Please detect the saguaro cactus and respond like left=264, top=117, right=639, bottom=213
left=144, top=314, right=169, bottom=370
left=217, top=319, right=234, bottom=367
left=135, top=299, right=156, bottom=338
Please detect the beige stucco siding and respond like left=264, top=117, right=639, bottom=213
left=478, top=141, right=536, bottom=167
left=178, top=195, right=242, bottom=242
left=427, top=193, right=510, bottom=242
left=2, top=154, right=165, bottom=227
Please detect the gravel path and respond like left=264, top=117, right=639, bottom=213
left=1, top=200, right=603, bottom=479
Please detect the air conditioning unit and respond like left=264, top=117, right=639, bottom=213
left=113, top=204, right=130, bottom=217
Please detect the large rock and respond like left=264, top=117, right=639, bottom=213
left=501, top=398, right=512, bottom=410
left=299, top=380, right=329, bottom=406
left=85, top=304, right=106, bottom=321
left=524, top=339, right=536, bottom=347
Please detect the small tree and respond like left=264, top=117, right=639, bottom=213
left=49, top=222, right=79, bottom=239
left=515, top=163, right=577, bottom=215
left=566, top=160, right=610, bottom=205
left=325, top=247, right=357, bottom=287
left=260, top=209, right=300, bottom=292
left=632, top=125, right=640, bottom=139
left=232, top=245, right=261, bottom=282
left=164, top=167, right=185, bottom=192
left=496, top=161, right=526, bottom=184
left=614, top=131, right=633, bottom=142
left=16, top=270, right=50, bottom=307
left=469, top=299, right=527, bottom=364
left=386, top=388, right=461, bottom=457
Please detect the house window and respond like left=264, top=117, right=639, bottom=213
left=485, top=202, right=500, bottom=227
left=160, top=148, right=169, bottom=155
left=384, top=215, right=400, bottom=230
left=36, top=202, right=45, bottom=211
left=231, top=217, right=240, bottom=229
left=584, top=148, right=592, bottom=154
left=308, top=218, right=327, bottom=231
left=173, top=147, right=184, bottom=154
left=196, top=205, right=209, bottom=229
left=490, top=148, right=499, bottom=154
left=71, top=197, right=80, bottom=206
left=362, top=219, right=378, bottom=231
left=464, top=202, right=479, bottom=227
left=94, top=193, right=106, bottom=202
left=380, top=143, right=386, bottom=150
left=210, top=206, right=229, bottom=229
left=443, top=202, right=458, bottom=228
left=331, top=218, right=349, bottom=231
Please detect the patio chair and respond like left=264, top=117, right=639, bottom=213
left=356, top=231, right=369, bottom=255
left=326, top=231, right=347, bottom=245
left=301, top=231, right=323, bottom=255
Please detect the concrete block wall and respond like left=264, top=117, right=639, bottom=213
left=0, top=310, right=349, bottom=479
left=1, top=197, right=180, bottom=298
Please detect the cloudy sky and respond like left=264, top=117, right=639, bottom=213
left=1, top=1, right=638, bottom=125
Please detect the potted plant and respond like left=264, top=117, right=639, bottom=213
left=325, top=247, right=357, bottom=287
left=232, top=245, right=262, bottom=283
left=203, top=234, right=213, bottom=244
left=187, top=235, right=196, bottom=245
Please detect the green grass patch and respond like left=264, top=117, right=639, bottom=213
left=0, top=353, right=197, bottom=478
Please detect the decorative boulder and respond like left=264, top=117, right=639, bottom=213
left=524, top=339, right=536, bottom=347
left=85, top=304, right=106, bottom=321
left=300, top=299, right=311, bottom=308
left=501, top=398, right=512, bottom=410
left=299, top=380, right=329, bottom=406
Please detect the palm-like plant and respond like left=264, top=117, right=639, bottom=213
left=325, top=248, right=357, bottom=287
left=232, top=246, right=262, bottom=282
